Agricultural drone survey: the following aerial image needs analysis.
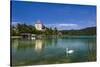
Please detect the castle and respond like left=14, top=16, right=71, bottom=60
left=35, top=20, right=44, bottom=31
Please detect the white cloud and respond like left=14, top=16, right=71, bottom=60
left=45, top=23, right=79, bottom=30
left=58, top=23, right=78, bottom=27
left=45, top=23, right=78, bottom=27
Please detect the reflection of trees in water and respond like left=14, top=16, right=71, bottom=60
left=12, top=39, right=19, bottom=48
left=86, top=38, right=96, bottom=61
left=12, top=37, right=59, bottom=51
left=12, top=39, right=19, bottom=53
left=81, top=38, right=96, bottom=61
left=44, top=38, right=58, bottom=47
left=12, top=39, right=35, bottom=50
left=12, top=38, right=45, bottom=52
left=34, top=38, right=58, bottom=52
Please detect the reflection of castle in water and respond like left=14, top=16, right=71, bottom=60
left=12, top=38, right=58, bottom=53
left=34, top=38, right=58, bottom=52
left=34, top=39, right=44, bottom=52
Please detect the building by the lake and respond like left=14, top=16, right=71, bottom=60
left=35, top=20, right=44, bottom=31
left=20, top=20, right=45, bottom=39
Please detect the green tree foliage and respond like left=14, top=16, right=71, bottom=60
left=60, top=27, right=96, bottom=35
left=11, top=23, right=96, bottom=36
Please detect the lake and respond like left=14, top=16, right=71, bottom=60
left=11, top=36, right=96, bottom=66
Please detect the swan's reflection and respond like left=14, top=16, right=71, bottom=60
left=34, top=39, right=44, bottom=52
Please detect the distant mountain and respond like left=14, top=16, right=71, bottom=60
left=81, top=27, right=96, bottom=30
left=60, top=27, right=96, bottom=35
left=79, top=27, right=96, bottom=35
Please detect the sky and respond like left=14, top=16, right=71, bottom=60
left=11, top=0, right=96, bottom=30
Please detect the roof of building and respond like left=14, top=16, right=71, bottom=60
left=35, top=20, right=43, bottom=24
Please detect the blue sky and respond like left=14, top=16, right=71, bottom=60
left=11, top=0, right=96, bottom=30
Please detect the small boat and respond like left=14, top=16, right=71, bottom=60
left=31, top=37, right=36, bottom=40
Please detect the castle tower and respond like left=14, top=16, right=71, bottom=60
left=35, top=20, right=43, bottom=31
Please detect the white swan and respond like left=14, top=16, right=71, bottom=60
left=66, top=48, right=74, bottom=54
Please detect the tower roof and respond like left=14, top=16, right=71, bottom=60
left=36, top=20, right=42, bottom=24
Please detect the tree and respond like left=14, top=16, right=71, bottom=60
left=53, top=27, right=58, bottom=35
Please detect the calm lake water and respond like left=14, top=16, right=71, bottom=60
left=11, top=36, right=96, bottom=66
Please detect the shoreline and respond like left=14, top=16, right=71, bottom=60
left=11, top=35, right=96, bottom=39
